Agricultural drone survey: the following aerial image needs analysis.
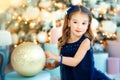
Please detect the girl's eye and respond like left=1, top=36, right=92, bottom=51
left=82, top=22, right=86, bottom=25
left=73, top=22, right=77, bottom=23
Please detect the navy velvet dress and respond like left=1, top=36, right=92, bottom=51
left=60, top=35, right=111, bottom=80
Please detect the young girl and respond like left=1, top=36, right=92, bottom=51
left=45, top=5, right=111, bottom=80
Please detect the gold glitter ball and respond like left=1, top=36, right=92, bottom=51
left=11, top=42, right=46, bottom=76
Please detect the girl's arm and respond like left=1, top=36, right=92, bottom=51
left=45, top=38, right=90, bottom=67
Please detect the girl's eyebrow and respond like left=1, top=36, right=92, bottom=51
left=83, top=20, right=89, bottom=22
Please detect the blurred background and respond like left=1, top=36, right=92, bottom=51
left=0, top=0, right=120, bottom=47
left=0, top=0, right=120, bottom=80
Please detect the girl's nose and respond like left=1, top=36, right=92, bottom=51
left=77, top=24, right=82, bottom=29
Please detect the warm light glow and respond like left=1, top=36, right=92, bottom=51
left=55, top=2, right=63, bottom=8
left=100, top=40, right=103, bottom=43
left=113, top=34, right=116, bottom=37
left=18, top=16, right=22, bottom=21
left=24, top=21, right=28, bottom=24
left=14, top=44, right=17, bottom=47
left=0, top=0, right=11, bottom=11
left=12, top=16, right=16, bottom=19
left=6, top=21, right=10, bottom=24
left=29, top=22, right=36, bottom=28
left=33, top=39, right=38, bottom=44
left=37, top=18, right=41, bottom=22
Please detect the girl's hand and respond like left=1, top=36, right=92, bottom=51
left=44, top=62, right=55, bottom=69
left=45, top=51, right=55, bottom=60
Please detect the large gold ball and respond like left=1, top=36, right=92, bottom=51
left=11, top=42, right=46, bottom=76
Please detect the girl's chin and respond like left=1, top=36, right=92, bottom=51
left=76, top=34, right=83, bottom=37
left=75, top=32, right=83, bottom=36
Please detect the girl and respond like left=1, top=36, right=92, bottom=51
left=45, top=5, right=111, bottom=80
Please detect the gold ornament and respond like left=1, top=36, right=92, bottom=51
left=11, top=42, right=46, bottom=76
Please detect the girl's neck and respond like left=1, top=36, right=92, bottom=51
left=68, top=35, right=82, bottom=43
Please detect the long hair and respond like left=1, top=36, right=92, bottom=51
left=58, top=5, right=94, bottom=49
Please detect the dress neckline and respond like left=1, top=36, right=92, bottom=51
left=66, top=35, right=84, bottom=45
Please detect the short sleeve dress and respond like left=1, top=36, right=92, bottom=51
left=60, top=35, right=111, bottom=80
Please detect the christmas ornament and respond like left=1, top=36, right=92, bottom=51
left=39, top=0, right=52, bottom=9
left=71, top=0, right=82, bottom=5
left=37, top=31, right=47, bottom=43
left=88, top=0, right=97, bottom=8
left=11, top=33, right=19, bottom=44
left=40, top=9, right=52, bottom=23
left=11, top=42, right=46, bottom=76
left=102, top=20, right=117, bottom=34
left=10, top=0, right=25, bottom=7
left=0, top=30, right=12, bottom=46
left=22, top=6, right=40, bottom=20
left=91, top=18, right=99, bottom=31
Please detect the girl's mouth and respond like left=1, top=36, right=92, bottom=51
left=75, top=30, right=81, bottom=32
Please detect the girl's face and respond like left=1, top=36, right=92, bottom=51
left=68, top=12, right=89, bottom=38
